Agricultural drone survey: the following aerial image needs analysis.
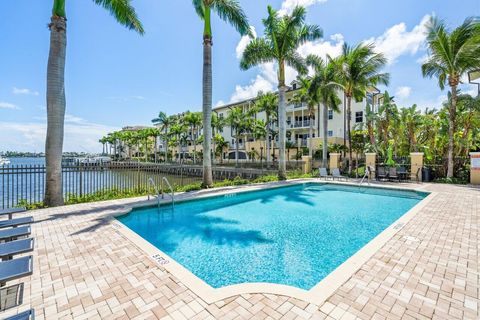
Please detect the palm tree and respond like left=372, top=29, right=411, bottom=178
left=214, top=134, right=229, bottom=163
left=422, top=17, right=480, bottom=178
left=192, top=0, right=250, bottom=187
left=152, top=112, right=175, bottom=162
left=184, top=111, right=203, bottom=163
left=306, top=55, right=342, bottom=168
left=226, top=107, right=251, bottom=167
left=44, top=0, right=143, bottom=206
left=376, top=91, right=397, bottom=154
left=254, top=91, right=278, bottom=164
left=240, top=5, right=322, bottom=179
left=335, top=43, right=389, bottom=174
left=400, top=105, right=422, bottom=152
left=292, top=77, right=318, bottom=160
left=211, top=113, right=225, bottom=163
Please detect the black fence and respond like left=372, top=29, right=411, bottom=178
left=0, top=162, right=290, bottom=209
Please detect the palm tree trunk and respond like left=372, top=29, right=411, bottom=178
left=446, top=85, right=457, bottom=178
left=44, top=15, right=67, bottom=207
left=278, top=85, right=287, bottom=180
left=202, top=34, right=213, bottom=186
left=346, top=95, right=353, bottom=174
left=322, top=103, right=328, bottom=168
left=154, top=136, right=158, bottom=163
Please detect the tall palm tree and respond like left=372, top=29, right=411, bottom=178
left=254, top=91, right=278, bottom=164
left=307, top=56, right=342, bottom=168
left=226, top=106, right=250, bottom=167
left=152, top=112, right=175, bottom=162
left=240, top=5, right=322, bottom=179
left=184, top=111, right=203, bottom=163
left=335, top=43, right=389, bottom=174
left=192, top=0, right=250, bottom=186
left=211, top=113, right=225, bottom=163
left=422, top=17, right=480, bottom=177
left=292, top=77, right=318, bottom=161
left=400, top=104, right=422, bottom=152
left=44, top=0, right=144, bottom=206
left=376, top=91, right=397, bottom=154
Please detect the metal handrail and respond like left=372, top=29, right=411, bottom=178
left=359, top=166, right=372, bottom=185
left=161, top=177, right=175, bottom=208
left=147, top=177, right=161, bottom=208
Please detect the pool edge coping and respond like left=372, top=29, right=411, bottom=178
left=107, top=179, right=435, bottom=306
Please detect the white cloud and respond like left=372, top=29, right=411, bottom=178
left=12, top=87, right=39, bottom=96
left=0, top=119, right=118, bottom=153
left=227, top=33, right=344, bottom=104
left=236, top=26, right=257, bottom=59
left=278, top=0, right=328, bottom=16
left=367, top=15, right=431, bottom=65
left=0, top=102, right=19, bottom=110
left=230, top=74, right=275, bottom=103
left=395, top=86, right=412, bottom=99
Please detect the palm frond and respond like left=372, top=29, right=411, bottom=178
left=213, top=0, right=250, bottom=35
left=240, top=38, right=275, bottom=70
left=192, top=0, right=205, bottom=19
left=93, top=0, right=144, bottom=34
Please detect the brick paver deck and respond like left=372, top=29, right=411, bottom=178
left=2, top=182, right=479, bottom=319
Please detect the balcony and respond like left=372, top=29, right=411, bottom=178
left=287, top=120, right=313, bottom=129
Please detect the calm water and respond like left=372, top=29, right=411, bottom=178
left=0, top=157, right=201, bottom=208
left=118, top=183, right=426, bottom=290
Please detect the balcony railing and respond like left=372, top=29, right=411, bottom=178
left=288, top=120, right=312, bottom=128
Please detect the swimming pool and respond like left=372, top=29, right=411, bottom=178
left=117, top=183, right=426, bottom=290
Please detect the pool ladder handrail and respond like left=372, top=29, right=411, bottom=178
left=359, top=166, right=373, bottom=185
left=161, top=176, right=175, bottom=208
left=147, top=177, right=161, bottom=209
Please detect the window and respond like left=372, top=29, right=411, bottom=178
left=328, top=130, right=333, bottom=137
left=355, top=111, right=363, bottom=123
left=219, top=113, right=224, bottom=119
left=328, top=109, right=333, bottom=120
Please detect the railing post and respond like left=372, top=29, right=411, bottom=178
left=365, top=153, right=376, bottom=180
left=329, top=153, right=341, bottom=171
left=410, top=152, right=424, bottom=182
left=302, top=156, right=312, bottom=174
left=469, top=152, right=480, bottom=185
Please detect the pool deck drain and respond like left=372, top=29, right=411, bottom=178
left=1, top=180, right=479, bottom=319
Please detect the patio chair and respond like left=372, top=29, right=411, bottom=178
left=0, top=226, right=30, bottom=242
left=0, top=217, right=33, bottom=229
left=0, top=256, right=33, bottom=286
left=388, top=167, right=399, bottom=182
left=331, top=168, right=347, bottom=181
left=0, top=208, right=26, bottom=220
left=376, top=166, right=388, bottom=181
left=0, top=239, right=34, bottom=261
left=397, top=166, right=408, bottom=182
left=5, top=309, right=35, bottom=320
left=319, top=168, right=330, bottom=180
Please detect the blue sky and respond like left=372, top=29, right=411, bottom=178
left=1, top=0, right=479, bottom=152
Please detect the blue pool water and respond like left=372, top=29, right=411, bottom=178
left=117, top=183, right=426, bottom=290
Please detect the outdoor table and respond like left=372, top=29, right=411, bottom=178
left=0, top=217, right=33, bottom=229
left=0, top=227, right=31, bottom=242
left=0, top=256, right=33, bottom=286
left=0, top=208, right=26, bottom=220
left=0, top=239, right=34, bottom=261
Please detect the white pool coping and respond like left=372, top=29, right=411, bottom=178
left=108, top=179, right=435, bottom=305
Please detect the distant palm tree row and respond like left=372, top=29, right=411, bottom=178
left=41, top=0, right=480, bottom=205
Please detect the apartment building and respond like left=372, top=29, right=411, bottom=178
left=212, top=81, right=382, bottom=160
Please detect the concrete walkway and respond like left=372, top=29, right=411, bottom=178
left=2, top=181, right=479, bottom=319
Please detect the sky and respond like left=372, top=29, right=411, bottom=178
left=1, top=0, right=479, bottom=153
